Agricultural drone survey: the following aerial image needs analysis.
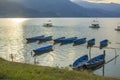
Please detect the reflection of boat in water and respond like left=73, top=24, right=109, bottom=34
left=115, top=24, right=120, bottom=31
left=43, top=20, right=53, bottom=27
left=89, top=20, right=100, bottom=28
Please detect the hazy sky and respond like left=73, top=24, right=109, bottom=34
left=71, top=0, right=120, bottom=3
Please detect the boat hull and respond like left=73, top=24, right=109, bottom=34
left=26, top=35, right=44, bottom=43
left=73, top=38, right=86, bottom=46
left=87, top=39, right=95, bottom=47
left=38, top=36, right=53, bottom=42
left=100, top=39, right=108, bottom=49
left=43, top=24, right=53, bottom=27
left=74, top=54, right=105, bottom=71
left=60, top=37, right=77, bottom=45
left=115, top=28, right=120, bottom=31
left=84, top=60, right=105, bottom=70
left=89, top=26, right=100, bottom=28
left=33, top=45, right=53, bottom=56
left=54, top=37, right=66, bottom=44
left=72, top=55, right=88, bottom=69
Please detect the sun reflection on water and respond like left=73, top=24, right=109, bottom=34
left=11, top=18, right=28, bottom=24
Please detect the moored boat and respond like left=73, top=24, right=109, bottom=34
left=54, top=37, right=66, bottom=44
left=38, top=36, right=53, bottom=42
left=43, top=20, right=53, bottom=27
left=72, top=55, right=88, bottom=70
left=83, top=54, right=105, bottom=70
left=100, top=39, right=109, bottom=49
left=115, top=25, right=120, bottom=31
left=87, top=38, right=95, bottom=47
left=73, top=38, right=86, bottom=46
left=33, top=45, right=53, bottom=56
left=89, top=20, right=100, bottom=28
left=26, top=35, right=44, bottom=43
left=60, top=37, right=77, bottom=45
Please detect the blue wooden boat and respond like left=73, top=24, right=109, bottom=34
left=100, top=39, right=108, bottom=49
left=73, top=38, right=86, bottom=46
left=83, top=54, right=105, bottom=70
left=26, top=35, right=44, bottom=43
left=33, top=45, right=53, bottom=56
left=87, top=38, right=95, bottom=47
left=54, top=37, right=66, bottom=44
left=38, top=36, right=53, bottom=42
left=72, top=55, right=88, bottom=70
left=60, top=37, right=77, bottom=45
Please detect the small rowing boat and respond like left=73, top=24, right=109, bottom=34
left=100, top=39, right=108, bottom=49
left=26, top=35, right=44, bottom=43
left=72, top=55, right=88, bottom=70
left=73, top=38, right=86, bottom=46
left=74, top=54, right=105, bottom=70
left=60, top=37, right=77, bottom=45
left=83, top=54, right=105, bottom=70
left=87, top=38, right=95, bottom=47
left=33, top=45, right=53, bottom=56
left=53, top=37, right=66, bottom=44
left=38, top=36, right=53, bottom=42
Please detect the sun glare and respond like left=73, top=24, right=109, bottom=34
left=11, top=18, right=27, bottom=24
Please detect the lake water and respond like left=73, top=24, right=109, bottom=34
left=0, top=18, right=120, bottom=78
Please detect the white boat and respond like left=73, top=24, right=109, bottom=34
left=43, top=20, right=53, bottom=27
left=115, top=25, right=120, bottom=31
left=89, top=20, right=100, bottom=28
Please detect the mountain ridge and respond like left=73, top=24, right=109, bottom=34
left=0, top=0, right=120, bottom=17
left=73, top=0, right=120, bottom=14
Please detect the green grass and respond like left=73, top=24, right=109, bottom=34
left=0, top=58, right=119, bottom=80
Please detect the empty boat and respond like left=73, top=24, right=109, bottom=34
left=53, top=37, right=66, bottom=44
left=38, top=36, right=53, bottom=42
left=33, top=45, right=53, bottom=56
left=100, top=39, right=108, bottom=49
left=87, top=38, right=95, bottom=47
left=60, top=37, right=77, bottom=45
left=72, top=55, right=88, bottom=70
left=26, top=35, right=44, bottom=43
left=83, top=54, right=105, bottom=70
left=73, top=38, right=86, bottom=46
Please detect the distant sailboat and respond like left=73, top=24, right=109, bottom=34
left=43, top=20, right=53, bottom=27
left=89, top=20, right=100, bottom=28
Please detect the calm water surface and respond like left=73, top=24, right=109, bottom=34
left=0, top=18, right=120, bottom=78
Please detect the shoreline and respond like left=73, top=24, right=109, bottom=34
left=0, top=57, right=119, bottom=80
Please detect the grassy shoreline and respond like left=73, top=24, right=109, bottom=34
left=0, top=58, right=119, bottom=80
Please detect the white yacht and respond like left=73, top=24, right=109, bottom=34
left=115, top=25, right=120, bottom=31
left=43, top=20, right=53, bottom=27
left=89, top=20, right=100, bottom=28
